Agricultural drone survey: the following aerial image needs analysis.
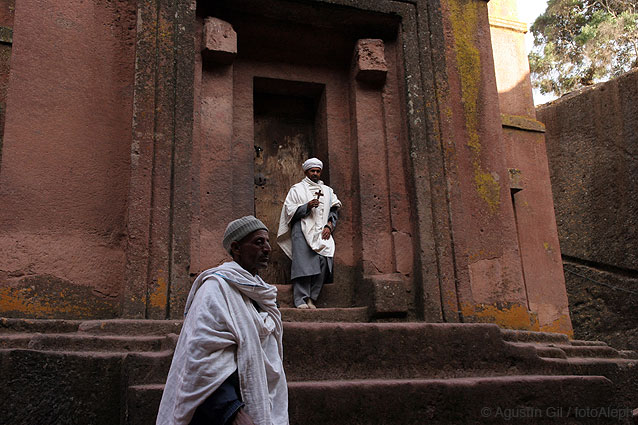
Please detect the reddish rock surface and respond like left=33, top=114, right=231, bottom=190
left=0, top=0, right=572, bottom=334
left=488, top=0, right=572, bottom=335
left=537, top=69, right=638, bottom=351
left=353, top=38, right=387, bottom=83
left=1, top=1, right=634, bottom=423
left=537, top=71, right=638, bottom=272
left=202, top=17, right=237, bottom=64
left=0, top=0, right=136, bottom=318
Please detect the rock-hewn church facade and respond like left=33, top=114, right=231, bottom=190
left=0, top=0, right=570, bottom=334
left=3, top=2, right=638, bottom=424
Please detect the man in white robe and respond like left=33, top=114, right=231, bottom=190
left=277, top=158, right=342, bottom=309
left=157, top=216, right=288, bottom=425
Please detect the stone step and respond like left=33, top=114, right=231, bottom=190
left=0, top=348, right=146, bottom=358
left=556, top=344, right=622, bottom=359
left=282, top=322, right=540, bottom=381
left=506, top=342, right=623, bottom=360
left=620, top=350, right=638, bottom=360
left=0, top=334, right=36, bottom=349
left=127, top=375, right=619, bottom=425
left=2, top=320, right=632, bottom=385
left=123, top=351, right=175, bottom=386
left=2, top=319, right=635, bottom=425
left=0, top=317, right=83, bottom=334
left=288, top=375, right=621, bottom=425
left=16, top=322, right=531, bottom=383
left=0, top=333, right=176, bottom=352
left=1, top=319, right=634, bottom=387
left=126, top=349, right=637, bottom=389
left=0, top=322, right=544, bottom=382
left=275, top=283, right=353, bottom=308
left=500, top=328, right=569, bottom=344
left=540, top=357, right=638, bottom=368
left=1, top=348, right=125, bottom=425
left=534, top=356, right=638, bottom=389
left=126, top=384, right=164, bottom=425
left=0, top=347, right=173, bottom=387
left=78, top=319, right=183, bottom=336
left=570, top=339, right=609, bottom=347
left=0, top=322, right=554, bottom=389
left=280, top=307, right=368, bottom=322
left=0, top=318, right=184, bottom=336
left=505, top=342, right=568, bottom=359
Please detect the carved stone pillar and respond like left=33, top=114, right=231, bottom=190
left=122, top=0, right=195, bottom=319
left=191, top=17, right=238, bottom=274
left=350, top=39, right=408, bottom=317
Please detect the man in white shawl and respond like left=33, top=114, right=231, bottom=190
left=277, top=158, right=342, bottom=309
left=157, top=216, right=288, bottom=425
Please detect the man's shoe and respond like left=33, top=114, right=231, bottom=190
left=307, top=299, right=317, bottom=309
left=296, top=304, right=309, bottom=309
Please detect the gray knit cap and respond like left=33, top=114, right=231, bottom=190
left=222, top=215, right=268, bottom=252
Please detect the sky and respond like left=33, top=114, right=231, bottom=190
left=517, top=0, right=555, bottom=104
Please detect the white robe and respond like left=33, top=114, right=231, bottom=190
left=277, top=176, right=342, bottom=259
left=156, top=261, right=289, bottom=425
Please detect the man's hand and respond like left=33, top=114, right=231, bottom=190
left=322, top=225, right=331, bottom=240
left=232, top=408, right=256, bottom=425
left=308, top=199, right=320, bottom=209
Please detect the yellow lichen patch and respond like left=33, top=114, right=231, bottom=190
left=447, top=0, right=501, bottom=213
left=467, top=249, right=500, bottom=262
left=157, top=15, right=174, bottom=42
left=539, top=314, right=574, bottom=338
left=148, top=276, right=168, bottom=310
left=443, top=290, right=459, bottom=314
left=0, top=287, right=55, bottom=315
left=448, top=0, right=481, bottom=152
left=500, top=113, right=546, bottom=133
left=474, top=169, right=501, bottom=213
left=460, top=301, right=540, bottom=330
left=468, top=249, right=485, bottom=262
left=0, top=286, right=101, bottom=318
left=1, top=274, right=118, bottom=319
left=543, top=242, right=554, bottom=255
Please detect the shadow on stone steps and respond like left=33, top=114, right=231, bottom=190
left=129, top=375, right=624, bottom=425
left=1, top=319, right=636, bottom=425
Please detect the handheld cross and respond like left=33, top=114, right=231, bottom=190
left=314, top=189, right=324, bottom=200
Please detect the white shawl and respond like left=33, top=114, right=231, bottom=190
left=277, top=177, right=341, bottom=258
left=156, top=261, right=288, bottom=425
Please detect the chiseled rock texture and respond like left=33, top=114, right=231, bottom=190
left=563, top=260, right=638, bottom=352
left=0, top=0, right=572, bottom=334
left=1, top=318, right=637, bottom=424
left=537, top=69, right=638, bottom=352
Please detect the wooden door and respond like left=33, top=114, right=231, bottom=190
left=254, top=92, right=316, bottom=284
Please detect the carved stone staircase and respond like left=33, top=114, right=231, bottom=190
left=1, top=317, right=637, bottom=425
left=275, top=282, right=369, bottom=322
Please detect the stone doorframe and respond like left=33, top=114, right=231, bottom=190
left=120, top=0, right=486, bottom=322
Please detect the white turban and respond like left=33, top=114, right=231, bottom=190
left=302, top=158, right=323, bottom=171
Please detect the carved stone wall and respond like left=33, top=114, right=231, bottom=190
left=488, top=0, right=572, bottom=334
left=537, top=69, right=638, bottom=349
left=0, top=0, right=573, bottom=331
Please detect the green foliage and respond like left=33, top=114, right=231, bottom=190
left=529, top=0, right=638, bottom=96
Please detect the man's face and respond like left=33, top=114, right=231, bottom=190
left=305, top=167, right=322, bottom=183
left=231, top=229, right=271, bottom=276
